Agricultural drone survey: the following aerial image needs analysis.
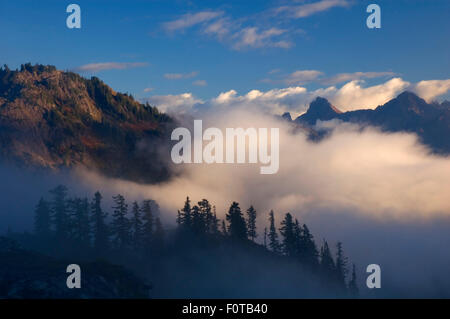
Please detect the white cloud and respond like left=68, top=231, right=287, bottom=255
left=163, top=10, right=293, bottom=50
left=324, top=78, right=411, bottom=111
left=322, top=71, right=396, bottom=85
left=203, top=18, right=232, bottom=39
left=163, top=11, right=223, bottom=32
left=143, top=93, right=202, bottom=114
left=411, top=80, right=450, bottom=102
left=75, top=62, right=148, bottom=72
left=285, top=70, right=324, bottom=84
left=164, top=71, right=198, bottom=80
left=145, top=78, right=450, bottom=117
left=143, top=87, right=154, bottom=93
left=233, top=27, right=292, bottom=50
left=79, top=107, right=450, bottom=222
left=277, top=0, right=351, bottom=18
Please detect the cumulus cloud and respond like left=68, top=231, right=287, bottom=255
left=411, top=79, right=450, bottom=102
left=164, top=71, right=198, bottom=80
left=324, top=78, right=411, bottom=111
left=163, top=11, right=224, bottom=32
left=75, top=62, right=148, bottom=72
left=143, top=93, right=202, bottom=115
left=145, top=77, right=450, bottom=117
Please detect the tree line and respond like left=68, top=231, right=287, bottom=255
left=33, top=185, right=358, bottom=296
left=33, top=185, right=164, bottom=257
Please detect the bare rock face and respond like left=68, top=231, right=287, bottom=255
left=0, top=64, right=175, bottom=183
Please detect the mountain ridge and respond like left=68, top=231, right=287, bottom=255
left=0, top=63, right=175, bottom=183
left=294, top=92, right=450, bottom=154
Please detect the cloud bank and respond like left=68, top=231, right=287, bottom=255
left=144, top=78, right=450, bottom=117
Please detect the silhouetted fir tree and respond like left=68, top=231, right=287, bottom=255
left=211, top=206, right=220, bottom=235
left=300, top=224, right=319, bottom=268
left=153, top=217, right=165, bottom=250
left=198, top=199, right=213, bottom=234
left=320, top=240, right=336, bottom=280
left=221, top=220, right=227, bottom=236
left=141, top=200, right=154, bottom=252
left=176, top=210, right=182, bottom=225
left=263, top=227, right=267, bottom=248
left=131, top=201, right=143, bottom=250
left=293, top=219, right=302, bottom=256
left=179, top=196, right=192, bottom=228
left=69, top=197, right=91, bottom=246
left=268, top=210, right=281, bottom=253
left=280, top=213, right=297, bottom=257
left=335, top=241, right=348, bottom=287
left=348, top=264, right=359, bottom=297
left=91, top=191, right=109, bottom=252
left=49, top=185, right=69, bottom=241
left=191, top=205, right=205, bottom=235
left=111, top=194, right=131, bottom=250
left=246, top=206, right=257, bottom=242
left=34, top=198, right=51, bottom=237
left=226, top=202, right=247, bottom=241
left=142, top=200, right=155, bottom=252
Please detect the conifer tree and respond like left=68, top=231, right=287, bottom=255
left=191, top=205, right=205, bottom=235
left=179, top=196, right=192, bottom=228
left=226, top=202, right=247, bottom=241
left=246, top=206, right=257, bottom=242
left=91, top=191, right=109, bottom=252
left=279, top=213, right=296, bottom=257
left=111, top=194, right=130, bottom=249
left=293, top=219, right=302, bottom=257
left=348, top=264, right=359, bottom=297
left=34, top=197, right=51, bottom=237
left=268, top=210, right=281, bottom=253
left=141, top=199, right=154, bottom=255
left=131, top=201, right=143, bottom=250
left=198, top=199, right=212, bottom=234
left=49, top=185, right=69, bottom=241
left=69, top=197, right=91, bottom=246
left=320, top=240, right=335, bottom=279
left=263, top=227, right=267, bottom=248
left=211, top=206, right=220, bottom=235
left=301, top=224, right=319, bottom=267
left=153, top=217, right=165, bottom=250
left=335, top=241, right=348, bottom=287
left=221, top=220, right=227, bottom=236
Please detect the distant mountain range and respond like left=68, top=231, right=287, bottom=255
left=291, top=92, right=450, bottom=154
left=0, top=64, right=448, bottom=185
left=0, top=64, right=174, bottom=183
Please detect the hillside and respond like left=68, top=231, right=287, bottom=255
left=0, top=237, right=150, bottom=298
left=0, top=63, right=174, bottom=183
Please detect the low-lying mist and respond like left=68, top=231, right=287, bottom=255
left=1, top=103, right=450, bottom=297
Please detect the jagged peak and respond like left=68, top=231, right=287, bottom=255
left=307, top=97, right=342, bottom=114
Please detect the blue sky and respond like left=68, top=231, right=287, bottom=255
left=0, top=0, right=449, bottom=104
